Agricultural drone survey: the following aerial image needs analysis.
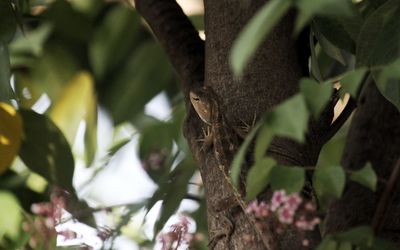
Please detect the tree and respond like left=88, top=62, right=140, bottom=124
left=1, top=0, right=400, bottom=249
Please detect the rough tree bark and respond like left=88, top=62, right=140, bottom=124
left=134, top=1, right=358, bottom=249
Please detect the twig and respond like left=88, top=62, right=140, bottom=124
left=372, top=157, right=400, bottom=234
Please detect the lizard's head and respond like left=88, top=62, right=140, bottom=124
left=190, top=88, right=212, bottom=125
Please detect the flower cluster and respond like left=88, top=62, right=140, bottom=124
left=246, top=190, right=320, bottom=232
left=23, top=188, right=75, bottom=249
left=158, top=216, right=192, bottom=250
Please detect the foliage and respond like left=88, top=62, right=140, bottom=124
left=0, top=0, right=399, bottom=249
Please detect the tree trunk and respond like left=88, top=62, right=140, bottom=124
left=135, top=0, right=353, bottom=249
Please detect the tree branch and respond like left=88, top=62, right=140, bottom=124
left=134, top=0, right=205, bottom=95
left=372, top=157, right=400, bottom=234
left=324, top=97, right=357, bottom=142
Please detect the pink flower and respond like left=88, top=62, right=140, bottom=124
left=304, top=202, right=316, bottom=211
left=277, top=206, right=294, bottom=224
left=270, top=190, right=287, bottom=212
left=246, top=201, right=270, bottom=218
left=158, top=216, right=192, bottom=250
left=295, top=216, right=320, bottom=231
left=284, top=193, right=302, bottom=211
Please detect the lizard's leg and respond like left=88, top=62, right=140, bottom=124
left=234, top=112, right=257, bottom=139
left=197, top=126, right=213, bottom=150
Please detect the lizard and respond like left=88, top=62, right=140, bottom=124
left=189, top=86, right=274, bottom=250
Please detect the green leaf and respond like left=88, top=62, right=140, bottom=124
left=270, top=166, right=305, bottom=194
left=139, top=121, right=174, bottom=159
left=295, top=0, right=353, bottom=33
left=356, top=0, right=400, bottom=66
left=373, top=58, right=400, bottom=111
left=314, top=166, right=345, bottom=199
left=13, top=42, right=81, bottom=109
left=230, top=0, right=291, bottom=76
left=317, top=131, right=347, bottom=166
left=89, top=7, right=143, bottom=79
left=42, top=0, right=91, bottom=43
left=246, top=157, right=276, bottom=200
left=339, top=67, right=368, bottom=98
left=147, top=158, right=195, bottom=234
left=337, top=242, right=352, bottom=250
left=18, top=109, right=75, bottom=193
left=231, top=123, right=261, bottom=186
left=312, top=17, right=357, bottom=53
left=0, top=44, right=12, bottom=102
left=310, top=31, right=323, bottom=82
left=254, top=124, right=274, bottom=162
left=104, top=41, right=175, bottom=124
left=0, top=191, right=21, bottom=240
left=349, top=163, right=377, bottom=191
left=266, top=94, right=309, bottom=142
left=10, top=23, right=53, bottom=59
left=0, top=0, right=17, bottom=43
left=316, top=237, right=338, bottom=250
left=334, top=226, right=374, bottom=246
left=312, top=22, right=346, bottom=65
left=300, top=78, right=333, bottom=117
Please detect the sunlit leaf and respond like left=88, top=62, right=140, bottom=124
left=266, top=94, right=309, bottom=142
left=270, top=166, right=305, bottom=194
left=246, top=157, right=276, bottom=200
left=49, top=72, right=97, bottom=165
left=230, top=0, right=291, bottom=76
left=349, top=162, right=377, bottom=191
left=373, top=58, right=400, bottom=111
left=0, top=0, right=17, bottom=43
left=314, top=166, right=345, bottom=199
left=300, top=78, right=333, bottom=117
left=0, top=191, right=21, bottom=240
left=0, top=103, right=22, bottom=174
left=19, top=109, right=74, bottom=192
left=356, top=0, right=400, bottom=66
